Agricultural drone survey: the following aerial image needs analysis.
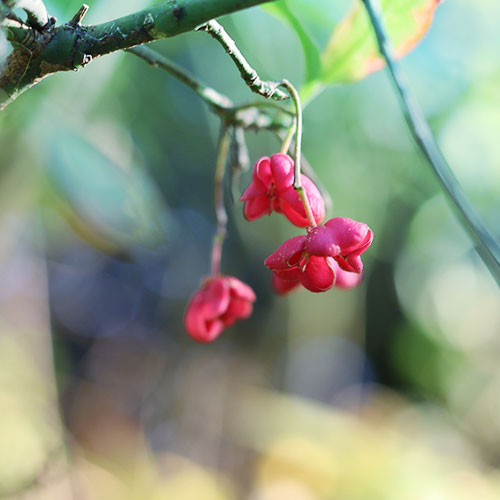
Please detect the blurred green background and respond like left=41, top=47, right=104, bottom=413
left=1, top=0, right=500, bottom=498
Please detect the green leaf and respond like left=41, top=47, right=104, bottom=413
left=262, top=1, right=321, bottom=83
left=47, top=127, right=169, bottom=250
left=321, top=0, right=441, bottom=84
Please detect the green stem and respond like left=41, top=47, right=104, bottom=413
left=278, top=79, right=317, bottom=227
left=236, top=100, right=294, bottom=115
left=127, top=45, right=233, bottom=113
left=361, top=0, right=500, bottom=286
left=231, top=126, right=250, bottom=172
left=278, top=80, right=302, bottom=187
left=277, top=130, right=334, bottom=217
left=197, top=19, right=289, bottom=102
left=126, top=46, right=292, bottom=132
left=211, top=124, right=232, bottom=276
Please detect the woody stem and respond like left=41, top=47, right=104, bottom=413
left=197, top=20, right=289, bottom=101
left=211, top=123, right=231, bottom=276
left=278, top=79, right=317, bottom=227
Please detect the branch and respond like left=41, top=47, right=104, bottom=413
left=361, top=0, right=500, bottom=287
left=126, top=45, right=233, bottom=113
left=126, top=45, right=293, bottom=131
left=197, top=20, right=288, bottom=101
left=0, top=0, right=276, bottom=110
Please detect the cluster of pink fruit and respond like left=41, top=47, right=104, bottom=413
left=184, top=153, right=373, bottom=342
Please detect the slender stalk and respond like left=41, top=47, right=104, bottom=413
left=127, top=47, right=293, bottom=131
left=231, top=126, right=250, bottom=173
left=278, top=81, right=302, bottom=187
left=211, top=124, right=232, bottom=276
left=230, top=126, right=250, bottom=202
left=277, top=130, right=334, bottom=216
left=278, top=79, right=317, bottom=227
left=236, top=99, right=295, bottom=115
left=197, top=20, right=289, bottom=102
left=361, top=0, right=500, bottom=286
left=127, top=45, right=233, bottom=112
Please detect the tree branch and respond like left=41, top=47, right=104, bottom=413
left=0, top=0, right=276, bottom=110
left=361, top=0, right=500, bottom=286
left=126, top=45, right=292, bottom=131
left=197, top=20, right=288, bottom=101
left=126, top=45, right=233, bottom=113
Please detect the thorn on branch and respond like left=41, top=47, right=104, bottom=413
left=69, top=4, right=89, bottom=27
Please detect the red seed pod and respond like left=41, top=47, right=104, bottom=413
left=265, top=217, right=373, bottom=293
left=184, top=276, right=256, bottom=343
left=240, top=154, right=325, bottom=227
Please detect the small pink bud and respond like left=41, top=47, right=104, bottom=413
left=184, top=276, right=256, bottom=343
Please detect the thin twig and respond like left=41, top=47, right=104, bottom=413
left=68, top=4, right=89, bottom=27
left=278, top=80, right=302, bottom=187
left=362, top=0, right=500, bottom=286
left=229, top=126, right=250, bottom=203
left=197, top=20, right=289, bottom=102
left=277, top=131, right=334, bottom=216
left=232, top=126, right=250, bottom=172
left=236, top=100, right=294, bottom=115
left=233, top=106, right=292, bottom=131
left=211, top=124, right=232, bottom=276
left=278, top=79, right=317, bottom=227
left=126, top=45, right=233, bottom=112
left=126, top=46, right=293, bottom=132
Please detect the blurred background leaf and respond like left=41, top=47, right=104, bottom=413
left=261, top=2, right=321, bottom=84
left=44, top=124, right=169, bottom=252
left=260, top=0, right=441, bottom=102
left=320, top=0, right=440, bottom=84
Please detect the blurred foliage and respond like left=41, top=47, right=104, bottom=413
left=263, top=0, right=440, bottom=101
left=1, top=0, right=500, bottom=498
left=320, top=0, right=440, bottom=84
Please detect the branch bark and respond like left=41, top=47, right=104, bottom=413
left=0, top=0, right=275, bottom=110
